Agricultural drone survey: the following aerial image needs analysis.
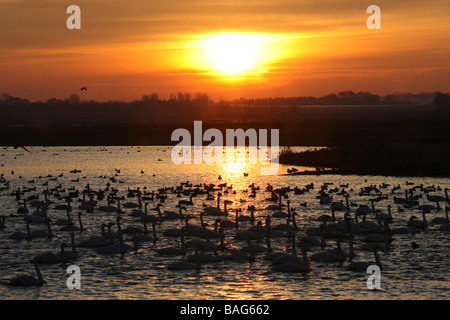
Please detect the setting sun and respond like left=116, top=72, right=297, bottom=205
left=202, top=33, right=266, bottom=75
left=187, top=33, right=290, bottom=78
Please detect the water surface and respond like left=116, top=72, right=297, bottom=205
left=0, top=146, right=448, bottom=300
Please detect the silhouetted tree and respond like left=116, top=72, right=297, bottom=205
left=433, top=92, right=450, bottom=109
left=193, top=93, right=210, bottom=105
left=142, top=92, right=159, bottom=102
left=69, top=94, right=80, bottom=105
left=0, top=93, right=30, bottom=106
left=47, top=98, right=64, bottom=105
left=176, top=92, right=191, bottom=102
left=150, top=92, right=159, bottom=101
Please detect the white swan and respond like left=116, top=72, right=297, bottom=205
left=185, top=238, right=217, bottom=252
left=186, top=246, right=221, bottom=263
left=54, top=198, right=71, bottom=211
left=377, top=205, right=393, bottom=221
left=150, top=203, right=164, bottom=222
left=190, top=217, right=220, bottom=239
left=167, top=248, right=202, bottom=270
left=130, top=202, right=148, bottom=218
left=121, top=219, right=145, bottom=234
left=240, top=239, right=267, bottom=254
left=331, top=200, right=347, bottom=212
left=33, top=251, right=62, bottom=264
left=233, top=229, right=259, bottom=241
left=78, top=191, right=96, bottom=211
left=272, top=232, right=303, bottom=265
left=220, top=209, right=240, bottom=228
left=17, top=199, right=29, bottom=214
left=272, top=244, right=312, bottom=273
left=122, top=192, right=142, bottom=209
left=407, top=210, right=428, bottom=229
left=178, top=195, right=195, bottom=206
left=155, top=228, right=187, bottom=256
left=221, top=247, right=255, bottom=261
left=60, top=212, right=84, bottom=231
left=347, top=248, right=382, bottom=271
left=57, top=243, right=77, bottom=262
left=131, top=220, right=157, bottom=243
left=9, top=220, right=32, bottom=240
left=163, top=206, right=187, bottom=220
left=271, top=200, right=290, bottom=218
left=97, top=196, right=119, bottom=213
left=363, top=232, right=387, bottom=243
left=2, top=263, right=44, bottom=287
left=439, top=208, right=450, bottom=231
left=54, top=208, right=73, bottom=226
left=57, top=232, right=78, bottom=261
left=31, top=218, right=53, bottom=239
left=24, top=206, right=47, bottom=224
left=97, top=231, right=132, bottom=254
left=310, top=239, right=347, bottom=262
left=78, top=224, right=111, bottom=247
left=356, top=213, right=379, bottom=230
left=299, top=235, right=323, bottom=249
left=203, top=194, right=227, bottom=216
left=319, top=195, right=332, bottom=205
left=432, top=207, right=449, bottom=224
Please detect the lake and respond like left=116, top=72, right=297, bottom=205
left=0, top=146, right=449, bottom=299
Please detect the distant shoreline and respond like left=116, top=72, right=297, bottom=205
left=278, top=146, right=450, bottom=178
left=1, top=102, right=449, bottom=177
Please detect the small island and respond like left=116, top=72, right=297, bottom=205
left=279, top=144, right=450, bottom=177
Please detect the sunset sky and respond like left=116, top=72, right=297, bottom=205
left=1, top=0, right=449, bottom=101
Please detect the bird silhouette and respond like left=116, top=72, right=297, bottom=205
left=3, top=146, right=31, bottom=153
left=80, top=87, right=87, bottom=91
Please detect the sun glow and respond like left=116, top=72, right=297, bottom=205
left=204, top=33, right=265, bottom=75
left=189, top=33, right=291, bottom=78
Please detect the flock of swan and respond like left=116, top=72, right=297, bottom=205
left=0, top=164, right=449, bottom=290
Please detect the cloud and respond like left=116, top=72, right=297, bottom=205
left=3, top=0, right=448, bottom=50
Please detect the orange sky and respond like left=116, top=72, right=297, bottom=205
left=1, top=0, right=449, bottom=101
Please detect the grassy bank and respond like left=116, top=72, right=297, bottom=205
left=279, top=143, right=450, bottom=177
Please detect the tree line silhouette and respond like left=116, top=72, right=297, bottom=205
left=0, top=91, right=448, bottom=126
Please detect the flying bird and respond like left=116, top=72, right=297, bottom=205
left=80, top=87, right=87, bottom=91
left=15, top=145, right=31, bottom=153
left=3, top=146, right=32, bottom=153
